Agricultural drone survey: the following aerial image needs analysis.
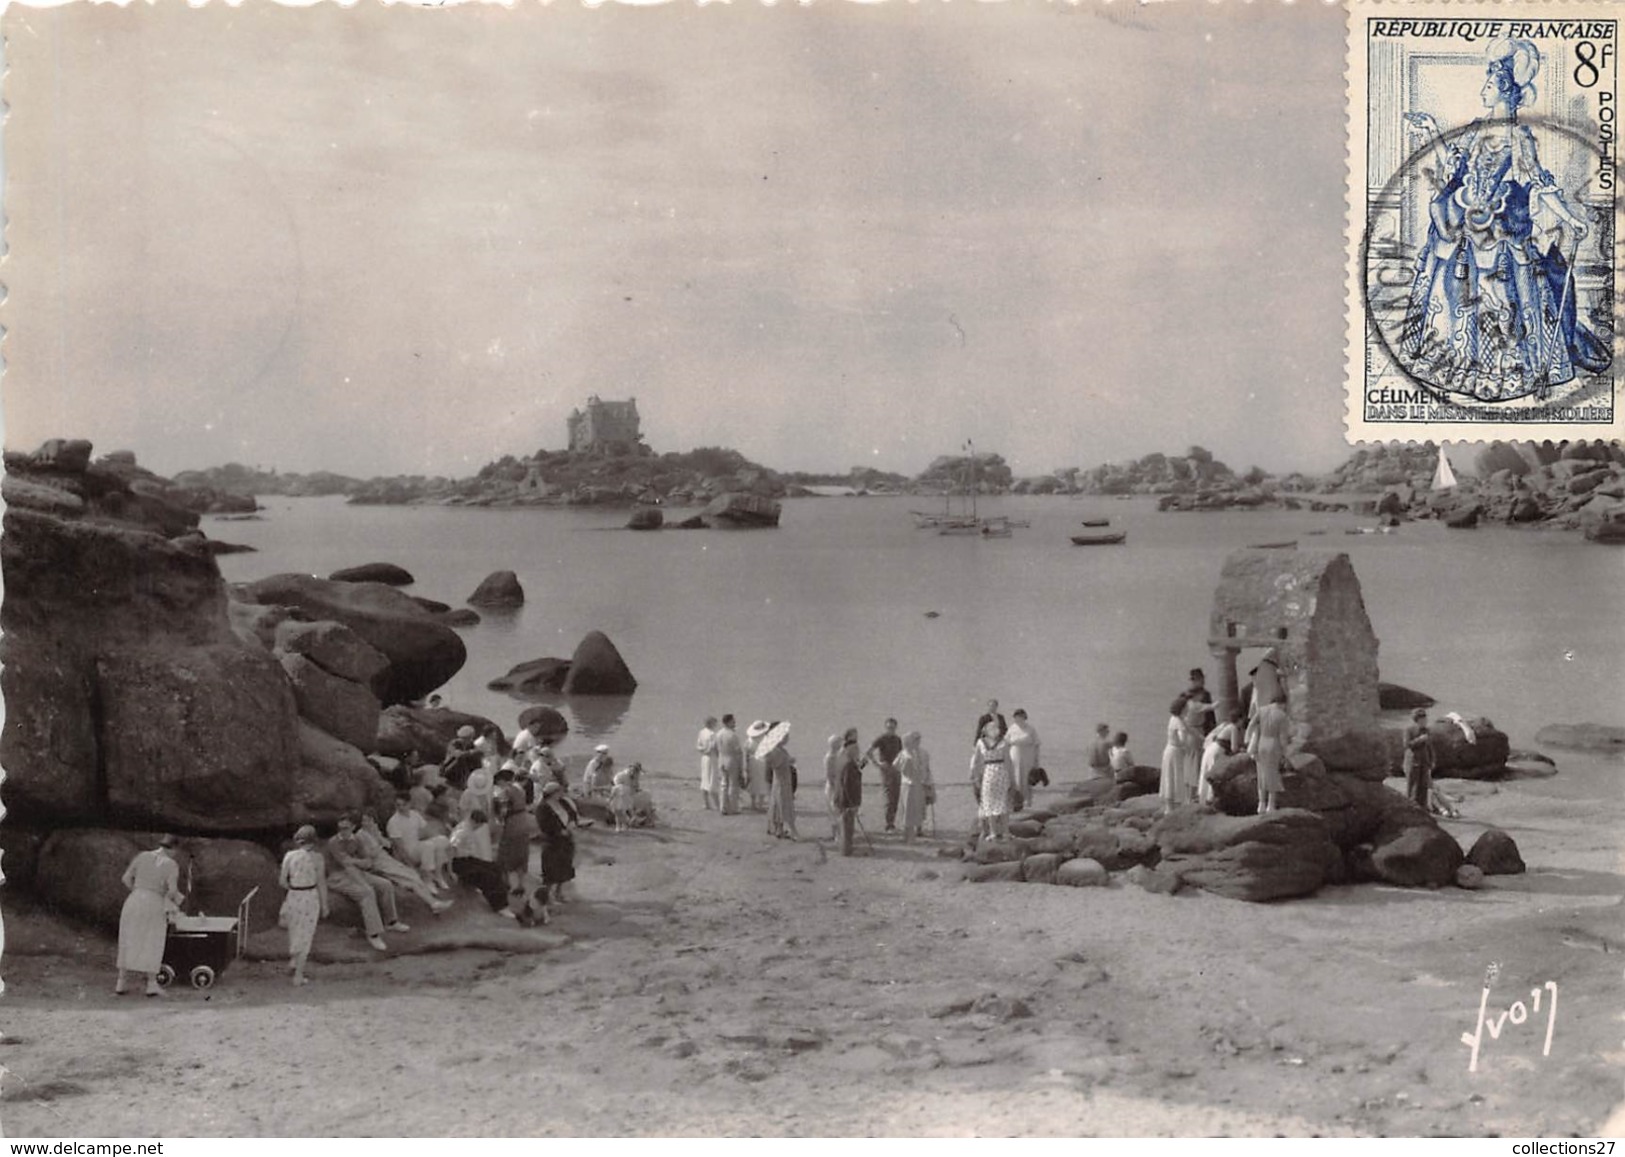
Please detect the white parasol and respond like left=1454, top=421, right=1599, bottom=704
left=755, top=721, right=791, bottom=758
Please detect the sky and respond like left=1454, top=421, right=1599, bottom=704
left=2, top=2, right=1352, bottom=481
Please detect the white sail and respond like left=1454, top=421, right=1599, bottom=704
left=1431, top=447, right=1457, bottom=491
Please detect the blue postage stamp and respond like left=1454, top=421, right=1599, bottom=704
left=1348, top=2, right=1623, bottom=443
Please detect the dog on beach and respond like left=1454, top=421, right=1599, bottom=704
left=514, top=883, right=550, bottom=927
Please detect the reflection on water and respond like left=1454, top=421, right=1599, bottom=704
left=559, top=694, right=634, bottom=741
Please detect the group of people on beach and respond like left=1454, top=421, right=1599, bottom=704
left=693, top=702, right=1066, bottom=856
left=695, top=715, right=800, bottom=838
left=267, top=717, right=628, bottom=984
left=1158, top=663, right=1290, bottom=815
left=114, top=697, right=674, bottom=992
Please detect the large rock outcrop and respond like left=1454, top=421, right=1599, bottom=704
left=517, top=706, right=570, bottom=744
left=1429, top=716, right=1511, bottom=778
left=1152, top=808, right=1340, bottom=902
left=560, top=631, right=638, bottom=695
left=96, top=643, right=305, bottom=830
left=278, top=652, right=382, bottom=752
left=272, top=620, right=391, bottom=687
left=1, top=441, right=392, bottom=839
left=1369, top=826, right=1464, bottom=887
left=33, top=829, right=280, bottom=933
left=489, top=657, right=571, bottom=697
left=242, top=574, right=467, bottom=705
left=294, top=721, right=396, bottom=821
left=1209, top=550, right=1384, bottom=771
left=468, top=570, right=524, bottom=608
left=375, top=705, right=505, bottom=764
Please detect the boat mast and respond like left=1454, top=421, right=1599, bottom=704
left=965, top=440, right=978, bottom=522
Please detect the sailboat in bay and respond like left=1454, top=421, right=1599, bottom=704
left=939, top=444, right=982, bottom=535
left=1431, top=445, right=1457, bottom=492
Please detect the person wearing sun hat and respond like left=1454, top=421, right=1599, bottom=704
left=758, top=722, right=796, bottom=840
left=115, top=834, right=186, bottom=997
left=745, top=720, right=772, bottom=813
left=460, top=768, right=495, bottom=823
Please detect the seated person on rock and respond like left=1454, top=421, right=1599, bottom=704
left=354, top=813, right=453, bottom=911
left=441, top=726, right=481, bottom=789
left=627, top=762, right=657, bottom=827
left=581, top=746, right=615, bottom=798
left=386, top=792, right=454, bottom=891
left=1109, top=732, right=1135, bottom=782
left=323, top=822, right=409, bottom=951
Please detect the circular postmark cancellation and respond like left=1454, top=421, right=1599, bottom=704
left=1362, top=114, right=1616, bottom=411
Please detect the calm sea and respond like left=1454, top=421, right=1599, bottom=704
left=213, top=495, right=1625, bottom=799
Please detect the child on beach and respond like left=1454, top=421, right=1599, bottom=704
left=1108, top=732, right=1135, bottom=781
left=609, top=768, right=634, bottom=832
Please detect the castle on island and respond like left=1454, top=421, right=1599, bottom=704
left=566, top=395, right=642, bottom=455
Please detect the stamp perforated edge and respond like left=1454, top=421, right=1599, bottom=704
left=1344, top=0, right=1625, bottom=448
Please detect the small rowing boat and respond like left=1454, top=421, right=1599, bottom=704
left=1080, top=518, right=1111, bottom=528
left=1248, top=540, right=1297, bottom=549
left=1070, top=532, right=1127, bottom=546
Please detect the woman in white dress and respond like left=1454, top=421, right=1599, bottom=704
left=1180, top=695, right=1213, bottom=804
left=1159, top=695, right=1191, bottom=812
left=115, top=835, right=185, bottom=997
left=696, top=717, right=719, bottom=811
left=278, top=826, right=328, bottom=987
left=970, top=720, right=1013, bottom=842
left=822, top=733, right=844, bottom=840
left=1005, top=709, right=1041, bottom=810
left=896, top=731, right=934, bottom=843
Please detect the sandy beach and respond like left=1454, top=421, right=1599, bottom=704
left=3, top=771, right=1619, bottom=1138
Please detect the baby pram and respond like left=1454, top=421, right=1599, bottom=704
left=157, top=887, right=258, bottom=990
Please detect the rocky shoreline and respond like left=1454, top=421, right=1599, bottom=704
left=156, top=440, right=1625, bottom=542
left=0, top=439, right=636, bottom=940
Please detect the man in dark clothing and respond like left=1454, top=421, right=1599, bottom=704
left=1403, top=708, right=1436, bottom=809
left=866, top=718, right=905, bottom=833
left=832, top=729, right=865, bottom=856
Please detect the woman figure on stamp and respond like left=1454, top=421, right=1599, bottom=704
left=1401, top=38, right=1608, bottom=402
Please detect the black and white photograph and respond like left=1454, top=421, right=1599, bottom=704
left=0, top=0, right=1621, bottom=1139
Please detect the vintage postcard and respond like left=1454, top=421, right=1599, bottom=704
left=2, top=1, right=1623, bottom=1144
left=1348, top=1, right=1623, bottom=442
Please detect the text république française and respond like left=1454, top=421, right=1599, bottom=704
left=1370, top=20, right=1616, bottom=41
